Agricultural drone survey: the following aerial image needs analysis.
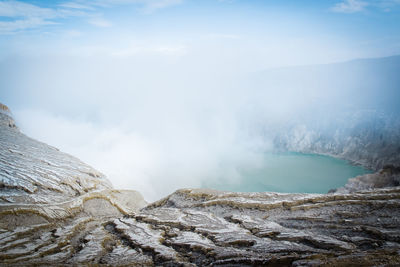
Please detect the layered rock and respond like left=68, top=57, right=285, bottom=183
left=2, top=187, right=400, bottom=265
left=273, top=111, right=400, bottom=171
left=1, top=103, right=400, bottom=266
left=334, top=165, right=400, bottom=194
left=0, top=103, right=113, bottom=204
left=0, top=103, right=147, bottom=264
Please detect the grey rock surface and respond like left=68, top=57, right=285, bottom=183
left=334, top=165, right=400, bottom=194
left=273, top=111, right=400, bottom=171
left=0, top=103, right=112, bottom=204
left=1, top=103, right=400, bottom=266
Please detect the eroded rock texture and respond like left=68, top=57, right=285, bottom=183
left=273, top=111, right=400, bottom=171
left=0, top=104, right=147, bottom=265
left=335, top=165, right=400, bottom=194
left=1, top=103, right=400, bottom=266
left=0, top=104, right=112, bottom=204
left=3, top=187, right=400, bottom=266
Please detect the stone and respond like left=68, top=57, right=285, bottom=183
left=1, top=103, right=400, bottom=266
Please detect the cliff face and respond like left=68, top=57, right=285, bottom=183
left=0, top=104, right=113, bottom=204
left=247, top=56, right=400, bottom=172
left=272, top=111, right=400, bottom=194
left=0, top=104, right=147, bottom=263
left=334, top=165, right=400, bottom=194
left=1, top=103, right=400, bottom=266
left=273, top=111, right=400, bottom=171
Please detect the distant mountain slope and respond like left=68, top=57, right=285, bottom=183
left=273, top=110, right=400, bottom=170
left=250, top=55, right=400, bottom=115
left=244, top=56, right=400, bottom=170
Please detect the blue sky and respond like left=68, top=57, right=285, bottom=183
left=1, top=0, right=400, bottom=65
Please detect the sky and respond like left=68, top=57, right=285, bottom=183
left=1, top=0, right=400, bottom=64
left=1, top=0, right=400, bottom=201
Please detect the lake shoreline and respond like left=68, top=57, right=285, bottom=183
left=201, top=151, right=372, bottom=194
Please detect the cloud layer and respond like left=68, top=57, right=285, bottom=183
left=0, top=0, right=182, bottom=33
left=332, top=0, right=368, bottom=13
left=331, top=0, right=400, bottom=13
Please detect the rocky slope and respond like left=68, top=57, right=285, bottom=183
left=0, top=103, right=112, bottom=204
left=273, top=111, right=400, bottom=171
left=0, top=103, right=147, bottom=264
left=1, top=103, right=400, bottom=266
left=248, top=56, right=400, bottom=171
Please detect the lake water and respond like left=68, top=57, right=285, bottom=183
left=201, top=152, right=372, bottom=194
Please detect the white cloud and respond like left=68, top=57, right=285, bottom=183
left=64, top=29, right=83, bottom=37
left=88, top=17, right=112, bottom=27
left=101, top=43, right=187, bottom=57
left=154, top=44, right=187, bottom=56
left=0, top=1, right=56, bottom=18
left=217, top=0, right=235, bottom=3
left=0, top=17, right=56, bottom=34
left=331, top=0, right=368, bottom=13
left=375, top=0, right=400, bottom=11
left=204, top=33, right=241, bottom=40
left=67, top=0, right=183, bottom=11
left=59, top=2, right=94, bottom=10
left=0, top=0, right=183, bottom=34
left=141, top=0, right=183, bottom=12
left=0, top=0, right=86, bottom=33
left=331, top=0, right=400, bottom=13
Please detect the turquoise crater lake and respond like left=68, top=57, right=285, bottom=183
left=201, top=152, right=372, bottom=194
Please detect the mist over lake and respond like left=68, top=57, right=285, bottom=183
left=202, top=152, right=372, bottom=194
left=1, top=0, right=400, bottom=202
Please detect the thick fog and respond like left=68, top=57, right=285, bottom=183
left=2, top=50, right=399, bottom=201
left=1, top=53, right=275, bottom=201
left=1, top=0, right=400, bottom=201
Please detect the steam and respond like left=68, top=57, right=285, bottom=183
left=7, top=54, right=276, bottom=201
left=2, top=17, right=399, bottom=201
left=1, top=1, right=399, bottom=202
left=3, top=49, right=399, bottom=201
